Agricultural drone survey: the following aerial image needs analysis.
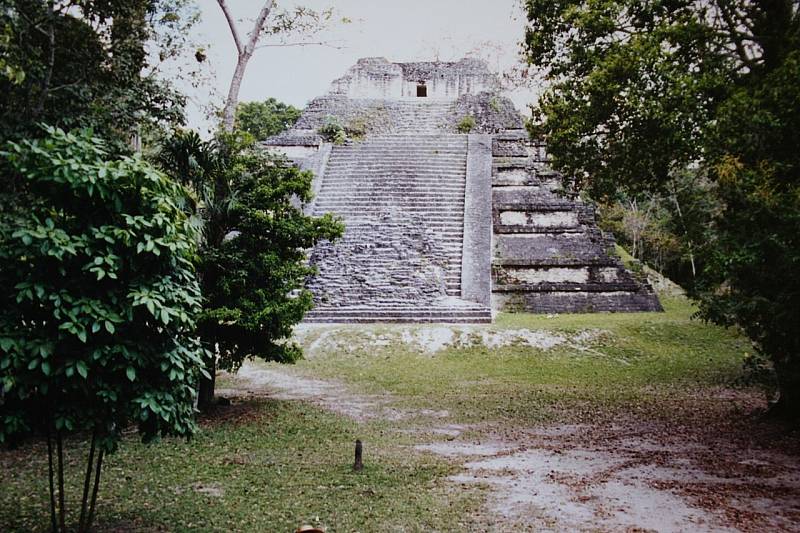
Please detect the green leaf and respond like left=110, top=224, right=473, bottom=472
left=41, top=361, right=51, bottom=376
left=105, top=321, right=115, bottom=334
left=76, top=361, right=88, bottom=379
left=126, top=367, right=136, bottom=382
left=161, top=308, right=170, bottom=324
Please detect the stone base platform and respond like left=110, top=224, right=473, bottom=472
left=304, top=297, right=492, bottom=324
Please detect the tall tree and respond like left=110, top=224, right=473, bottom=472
left=215, top=1, right=341, bottom=131
left=235, top=97, right=301, bottom=141
left=0, top=0, right=198, bottom=147
left=523, top=0, right=800, bottom=415
left=159, top=130, right=342, bottom=408
left=0, top=127, right=206, bottom=531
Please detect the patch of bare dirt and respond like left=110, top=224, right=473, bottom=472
left=227, top=363, right=800, bottom=532
left=293, top=324, right=607, bottom=356
left=221, top=363, right=448, bottom=423
left=420, top=402, right=800, bottom=532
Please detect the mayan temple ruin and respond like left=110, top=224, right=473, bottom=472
left=265, top=57, right=662, bottom=323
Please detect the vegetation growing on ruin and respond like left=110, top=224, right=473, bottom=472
left=456, top=115, right=476, bottom=133
left=318, top=116, right=347, bottom=144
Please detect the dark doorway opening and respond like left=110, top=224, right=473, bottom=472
left=417, top=83, right=427, bottom=97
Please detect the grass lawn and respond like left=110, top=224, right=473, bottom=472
left=288, top=297, right=757, bottom=425
left=2, top=296, right=788, bottom=532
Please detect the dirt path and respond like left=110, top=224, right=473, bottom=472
left=225, top=362, right=800, bottom=532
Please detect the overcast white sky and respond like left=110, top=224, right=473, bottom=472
left=183, top=0, right=536, bottom=133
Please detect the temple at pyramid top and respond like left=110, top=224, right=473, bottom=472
left=328, top=57, right=500, bottom=100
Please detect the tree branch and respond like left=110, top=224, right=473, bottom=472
left=716, top=0, right=758, bottom=69
left=217, top=0, right=243, bottom=55
left=255, top=40, right=346, bottom=50
left=219, top=1, right=276, bottom=131
left=244, top=0, right=276, bottom=56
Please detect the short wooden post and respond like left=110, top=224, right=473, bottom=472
left=353, top=439, right=363, bottom=471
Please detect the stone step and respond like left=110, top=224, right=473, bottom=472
left=321, top=206, right=465, bottom=214
left=325, top=165, right=466, bottom=171
left=320, top=178, right=466, bottom=185
left=323, top=180, right=466, bottom=186
left=304, top=316, right=491, bottom=324
left=339, top=145, right=463, bottom=151
left=315, top=201, right=465, bottom=209
left=319, top=188, right=466, bottom=195
left=326, top=163, right=465, bottom=169
left=335, top=143, right=464, bottom=148
left=317, top=205, right=466, bottom=212
left=319, top=195, right=466, bottom=202
left=304, top=307, right=492, bottom=324
left=330, top=227, right=464, bottom=236
left=324, top=218, right=465, bottom=226
left=315, top=194, right=464, bottom=201
left=316, top=203, right=465, bottom=210
left=332, top=148, right=465, bottom=153
left=330, top=149, right=465, bottom=153
left=492, top=281, right=644, bottom=293
left=333, top=146, right=466, bottom=151
left=307, top=307, right=489, bottom=317
left=317, top=193, right=466, bottom=201
left=319, top=191, right=466, bottom=198
left=325, top=162, right=466, bottom=168
left=494, top=225, right=585, bottom=235
left=318, top=194, right=466, bottom=200
left=324, top=179, right=465, bottom=185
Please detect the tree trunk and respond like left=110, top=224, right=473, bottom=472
left=85, top=449, right=104, bottom=532
left=771, top=359, right=800, bottom=418
left=198, top=355, right=217, bottom=411
left=78, top=431, right=97, bottom=531
left=47, top=427, right=58, bottom=533
left=56, top=432, right=66, bottom=532
left=34, top=13, right=55, bottom=117
left=216, top=0, right=275, bottom=132
left=221, top=54, right=252, bottom=132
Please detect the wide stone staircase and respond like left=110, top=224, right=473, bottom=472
left=304, top=133, right=492, bottom=323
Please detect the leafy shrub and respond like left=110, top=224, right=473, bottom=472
left=456, top=115, right=476, bottom=133
left=318, top=115, right=346, bottom=144
left=0, top=127, right=205, bottom=530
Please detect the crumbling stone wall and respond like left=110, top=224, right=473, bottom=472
left=330, top=57, right=499, bottom=100
left=448, top=92, right=524, bottom=133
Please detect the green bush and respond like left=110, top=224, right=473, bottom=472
left=456, top=115, right=476, bottom=133
left=0, top=127, right=205, bottom=530
left=318, top=116, right=346, bottom=144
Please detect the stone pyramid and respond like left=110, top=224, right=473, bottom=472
left=265, top=57, right=661, bottom=322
